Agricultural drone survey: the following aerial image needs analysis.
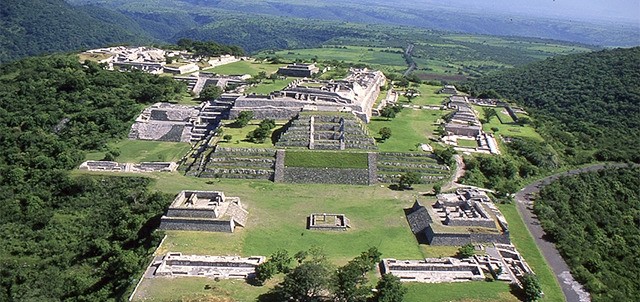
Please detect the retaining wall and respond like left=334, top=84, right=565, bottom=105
left=159, top=217, right=234, bottom=232
left=283, top=167, right=369, bottom=185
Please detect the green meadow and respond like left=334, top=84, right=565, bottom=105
left=84, top=140, right=191, bottom=163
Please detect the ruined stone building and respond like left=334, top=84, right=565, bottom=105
left=159, top=190, right=248, bottom=233
left=277, top=63, right=320, bottom=77
left=155, top=252, right=265, bottom=279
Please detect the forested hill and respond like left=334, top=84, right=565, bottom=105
left=0, top=55, right=184, bottom=300
left=534, top=167, right=640, bottom=301
left=467, top=47, right=640, bottom=163
left=0, top=0, right=151, bottom=64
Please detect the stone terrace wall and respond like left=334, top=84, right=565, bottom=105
left=283, top=167, right=369, bottom=185
left=425, top=226, right=510, bottom=246
left=159, top=217, right=234, bottom=233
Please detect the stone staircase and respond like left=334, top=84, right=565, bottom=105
left=190, top=96, right=236, bottom=143
left=276, top=112, right=376, bottom=150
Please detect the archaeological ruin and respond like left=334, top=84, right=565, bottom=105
left=406, top=189, right=510, bottom=246
left=79, top=161, right=178, bottom=173
left=154, top=252, right=265, bottom=279
left=308, top=213, right=351, bottom=231
left=277, top=63, right=320, bottom=77
left=381, top=257, right=486, bottom=283
left=159, top=190, right=248, bottom=233
left=442, top=96, right=500, bottom=155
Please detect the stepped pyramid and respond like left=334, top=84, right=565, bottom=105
left=276, top=112, right=377, bottom=150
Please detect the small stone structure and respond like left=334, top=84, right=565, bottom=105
left=277, top=63, right=320, bottom=77
left=381, top=257, right=485, bottom=283
left=154, top=252, right=265, bottom=279
left=128, top=103, right=200, bottom=142
left=79, top=161, right=178, bottom=173
left=406, top=189, right=510, bottom=246
left=308, top=213, right=351, bottom=231
left=439, top=85, right=458, bottom=94
left=159, top=190, right=248, bottom=233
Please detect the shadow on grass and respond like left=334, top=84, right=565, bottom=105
left=388, top=184, right=412, bottom=191
left=509, top=283, right=526, bottom=301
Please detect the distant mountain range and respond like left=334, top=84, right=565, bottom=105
left=1, top=0, right=637, bottom=63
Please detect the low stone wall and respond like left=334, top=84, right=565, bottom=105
left=167, top=209, right=216, bottom=219
left=273, top=150, right=285, bottom=182
left=367, top=152, right=378, bottom=185
left=283, top=167, right=369, bottom=185
left=424, top=226, right=510, bottom=246
left=159, top=217, right=234, bottom=232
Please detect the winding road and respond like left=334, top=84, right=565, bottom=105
left=514, top=163, right=637, bottom=302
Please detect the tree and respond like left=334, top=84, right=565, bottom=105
left=373, top=274, right=407, bottom=302
left=405, top=88, right=418, bottom=102
left=482, top=107, right=498, bottom=123
left=223, top=134, right=232, bottom=142
left=273, top=260, right=332, bottom=301
left=380, top=106, right=396, bottom=120
left=457, top=243, right=475, bottom=258
left=270, top=249, right=292, bottom=274
left=399, top=172, right=421, bottom=189
left=433, top=184, right=442, bottom=195
left=232, top=111, right=253, bottom=128
left=199, top=85, right=222, bottom=101
left=379, top=127, right=392, bottom=141
left=434, top=147, right=456, bottom=166
left=520, top=273, right=542, bottom=302
left=254, top=261, right=277, bottom=285
left=268, top=73, right=278, bottom=83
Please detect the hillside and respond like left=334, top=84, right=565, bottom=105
left=68, top=0, right=639, bottom=47
left=534, top=167, right=640, bottom=302
left=0, top=55, right=184, bottom=300
left=467, top=47, right=640, bottom=163
left=0, top=0, right=151, bottom=63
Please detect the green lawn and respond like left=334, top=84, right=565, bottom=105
left=84, top=140, right=192, bottom=163
left=473, top=105, right=543, bottom=141
left=284, top=151, right=368, bottom=168
left=368, top=108, right=446, bottom=152
left=75, top=171, right=528, bottom=302
left=498, top=203, right=565, bottom=302
left=217, top=120, right=287, bottom=149
left=410, top=84, right=450, bottom=106
left=405, top=282, right=518, bottom=302
left=245, top=78, right=294, bottom=94
left=457, top=138, right=479, bottom=148
left=205, top=60, right=283, bottom=76
left=266, top=46, right=407, bottom=68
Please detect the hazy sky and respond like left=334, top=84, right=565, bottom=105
left=425, top=0, right=640, bottom=23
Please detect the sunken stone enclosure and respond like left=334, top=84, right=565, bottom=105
left=308, top=213, right=351, bottom=231
left=159, top=190, right=248, bottom=233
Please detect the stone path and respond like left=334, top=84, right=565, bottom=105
left=514, top=163, right=637, bottom=302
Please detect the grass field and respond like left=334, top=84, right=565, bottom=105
left=368, top=108, right=446, bottom=152
left=284, top=151, right=368, bottom=168
left=457, top=138, right=479, bottom=148
left=405, top=282, right=518, bottom=302
left=473, top=106, right=543, bottom=141
left=217, top=120, right=288, bottom=149
left=84, top=140, right=191, bottom=163
left=401, top=84, right=450, bottom=106
left=245, top=78, right=294, bottom=94
left=206, top=60, right=282, bottom=76
left=265, top=46, right=406, bottom=68
left=498, top=203, right=565, bottom=302
left=69, top=169, right=560, bottom=302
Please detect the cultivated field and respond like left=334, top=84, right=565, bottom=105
left=264, top=46, right=406, bottom=69
left=206, top=60, right=282, bottom=76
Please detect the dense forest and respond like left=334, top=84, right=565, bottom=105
left=0, top=0, right=153, bottom=64
left=0, top=55, right=184, bottom=300
left=533, top=167, right=640, bottom=302
left=467, top=47, right=640, bottom=164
